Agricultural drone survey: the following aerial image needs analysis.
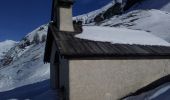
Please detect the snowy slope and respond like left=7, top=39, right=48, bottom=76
left=0, top=43, right=50, bottom=92
left=101, top=9, right=170, bottom=42
left=74, top=0, right=170, bottom=43
left=2, top=24, right=48, bottom=63
left=0, top=40, right=17, bottom=59
left=73, top=0, right=128, bottom=24
left=125, top=83, right=170, bottom=100
left=25, top=24, right=48, bottom=43
left=129, top=0, right=170, bottom=12
left=0, top=25, right=50, bottom=93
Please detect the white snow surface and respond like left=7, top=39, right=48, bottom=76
left=0, top=43, right=49, bottom=92
left=0, top=25, right=50, bottom=93
left=130, top=0, right=170, bottom=12
left=76, top=26, right=170, bottom=46
left=0, top=40, right=17, bottom=59
left=101, top=9, right=170, bottom=42
left=25, top=24, right=48, bottom=43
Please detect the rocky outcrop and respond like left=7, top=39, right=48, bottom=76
left=74, top=0, right=145, bottom=25
left=124, top=0, right=144, bottom=11
left=94, top=2, right=123, bottom=24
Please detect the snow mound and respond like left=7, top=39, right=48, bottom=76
left=101, top=9, right=170, bottom=42
left=0, top=40, right=17, bottom=59
left=76, top=26, right=170, bottom=46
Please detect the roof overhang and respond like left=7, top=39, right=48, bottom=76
left=44, top=24, right=170, bottom=63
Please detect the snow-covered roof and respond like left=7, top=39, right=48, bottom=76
left=76, top=26, right=170, bottom=46
left=44, top=24, right=170, bottom=62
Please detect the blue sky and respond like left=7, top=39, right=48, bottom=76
left=0, top=0, right=111, bottom=42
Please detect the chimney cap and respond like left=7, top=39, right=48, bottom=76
left=59, top=0, right=74, bottom=6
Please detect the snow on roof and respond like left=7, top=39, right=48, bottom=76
left=75, top=26, right=170, bottom=46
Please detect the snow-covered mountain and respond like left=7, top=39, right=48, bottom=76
left=75, top=0, right=170, bottom=42
left=0, top=24, right=50, bottom=97
left=101, top=9, right=170, bottom=42
left=0, top=0, right=170, bottom=99
left=0, top=40, right=17, bottom=60
left=73, top=0, right=127, bottom=25
left=0, top=24, right=48, bottom=67
left=73, top=1, right=116, bottom=24
left=74, top=0, right=170, bottom=26
left=129, top=0, right=170, bottom=12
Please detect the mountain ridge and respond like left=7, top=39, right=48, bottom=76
left=74, top=0, right=170, bottom=25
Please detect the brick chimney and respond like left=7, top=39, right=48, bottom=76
left=52, top=0, right=74, bottom=32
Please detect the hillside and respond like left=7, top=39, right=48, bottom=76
left=0, top=25, right=50, bottom=99
left=0, top=40, right=17, bottom=59
left=73, top=0, right=127, bottom=25
left=101, top=9, right=170, bottom=42
left=74, top=0, right=170, bottom=42
left=129, top=0, right=170, bottom=12
left=74, top=0, right=170, bottom=26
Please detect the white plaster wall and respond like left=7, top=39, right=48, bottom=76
left=69, top=59, right=170, bottom=100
